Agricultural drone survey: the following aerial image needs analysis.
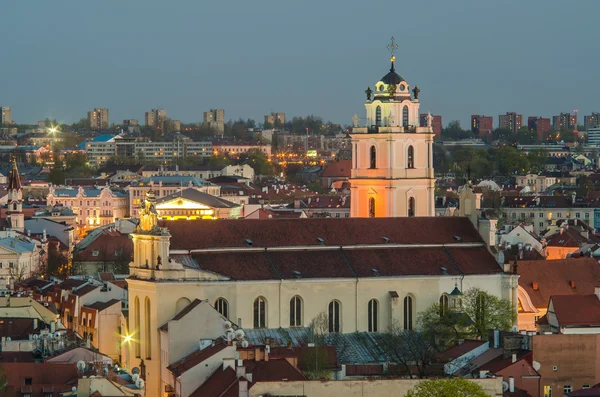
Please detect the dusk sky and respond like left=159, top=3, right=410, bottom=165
left=3, top=0, right=598, bottom=128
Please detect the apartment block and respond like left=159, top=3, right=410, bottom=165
left=265, top=112, right=286, bottom=126
left=499, top=112, right=523, bottom=133
left=203, top=109, right=225, bottom=134
left=87, top=108, right=109, bottom=130
left=145, top=108, right=167, bottom=129
left=0, top=106, right=12, bottom=125
left=419, top=113, right=442, bottom=136
left=553, top=112, right=577, bottom=131
left=471, top=115, right=494, bottom=136
left=584, top=113, right=600, bottom=130
left=528, top=117, right=551, bottom=140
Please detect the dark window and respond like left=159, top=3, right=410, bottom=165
left=24, top=378, right=32, bottom=385
left=369, top=197, right=375, bottom=218
left=215, top=298, right=228, bottom=319
left=370, top=146, right=376, bottom=169
left=328, top=300, right=341, bottom=332
left=439, top=295, right=449, bottom=316
left=290, top=296, right=302, bottom=327
left=403, top=296, right=413, bottom=330
left=407, top=146, right=414, bottom=168
left=368, top=299, right=378, bottom=332
left=408, top=197, right=415, bottom=217
left=376, top=106, right=382, bottom=127
left=403, top=105, right=409, bottom=127
left=253, top=297, right=266, bottom=328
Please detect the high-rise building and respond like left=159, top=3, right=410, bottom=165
left=264, top=112, right=286, bottom=127
left=588, top=128, right=600, bottom=146
left=498, top=112, right=522, bottom=133
left=0, top=106, right=12, bottom=125
left=527, top=117, right=551, bottom=141
left=471, top=115, right=494, bottom=136
left=145, top=108, right=167, bottom=129
left=87, top=108, right=109, bottom=130
left=584, top=113, right=600, bottom=130
left=350, top=53, right=434, bottom=217
left=419, top=113, right=442, bottom=136
left=203, top=109, right=225, bottom=134
left=552, top=112, right=577, bottom=131
left=123, top=119, right=139, bottom=127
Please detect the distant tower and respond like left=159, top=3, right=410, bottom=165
left=7, top=160, right=24, bottom=231
left=349, top=37, right=435, bottom=218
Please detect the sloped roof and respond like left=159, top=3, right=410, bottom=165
left=156, top=188, right=239, bottom=209
left=159, top=299, right=203, bottom=332
left=551, top=294, right=600, bottom=326
left=162, top=217, right=485, bottom=250
left=320, top=160, right=351, bottom=178
left=518, top=258, right=600, bottom=308
left=72, top=285, right=100, bottom=297
left=85, top=299, right=121, bottom=312
left=167, top=339, right=228, bottom=376
left=190, top=367, right=237, bottom=397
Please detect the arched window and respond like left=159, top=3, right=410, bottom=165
left=370, top=145, right=377, bottom=169
left=408, top=197, right=415, bottom=217
left=403, top=295, right=413, bottom=331
left=402, top=105, right=409, bottom=127
left=145, top=297, right=151, bottom=359
left=368, top=197, right=375, bottom=218
left=253, top=297, right=267, bottom=328
left=439, top=294, right=449, bottom=317
left=134, top=296, right=140, bottom=358
left=328, top=300, right=341, bottom=333
left=176, top=297, right=191, bottom=314
left=407, top=146, right=414, bottom=168
left=290, top=296, right=303, bottom=327
left=368, top=299, right=379, bottom=332
left=376, top=106, right=382, bottom=127
left=215, top=298, right=229, bottom=319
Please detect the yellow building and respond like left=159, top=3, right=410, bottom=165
left=155, top=188, right=241, bottom=220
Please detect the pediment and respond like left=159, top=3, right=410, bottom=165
left=156, top=198, right=211, bottom=210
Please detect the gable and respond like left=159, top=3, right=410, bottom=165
left=156, top=197, right=212, bottom=210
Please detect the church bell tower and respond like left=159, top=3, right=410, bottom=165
left=7, top=160, right=24, bottom=231
left=350, top=37, right=435, bottom=218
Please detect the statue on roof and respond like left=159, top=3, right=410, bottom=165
left=413, top=85, right=420, bottom=100
left=137, top=189, right=159, bottom=234
left=352, top=113, right=359, bottom=127
left=365, top=87, right=372, bottom=101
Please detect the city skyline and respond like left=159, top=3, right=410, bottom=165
left=2, top=0, right=598, bottom=129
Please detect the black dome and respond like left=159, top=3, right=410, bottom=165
left=380, top=61, right=404, bottom=85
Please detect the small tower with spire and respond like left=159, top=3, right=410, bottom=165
left=7, top=159, right=24, bottom=231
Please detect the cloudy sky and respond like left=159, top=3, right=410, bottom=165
left=2, top=0, right=598, bottom=128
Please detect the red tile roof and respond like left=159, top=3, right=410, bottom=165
left=190, top=367, right=237, bottom=397
left=73, top=231, right=132, bottom=262
left=320, top=160, right=351, bottom=178
left=72, top=285, right=99, bottom=297
left=85, top=299, right=121, bottom=312
left=244, top=358, right=307, bottom=382
left=168, top=340, right=228, bottom=377
left=517, top=258, right=600, bottom=308
left=551, top=294, right=600, bottom=326
left=2, top=362, right=78, bottom=397
left=162, top=217, right=485, bottom=250
left=545, top=227, right=599, bottom=247
left=190, top=246, right=501, bottom=281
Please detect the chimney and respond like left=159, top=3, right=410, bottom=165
left=493, top=330, right=500, bottom=349
left=532, top=282, right=539, bottom=291
left=512, top=353, right=517, bottom=363
left=509, top=376, right=515, bottom=393
left=570, top=280, right=576, bottom=289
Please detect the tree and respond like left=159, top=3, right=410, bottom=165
left=242, top=149, right=270, bottom=175
left=47, top=245, right=69, bottom=278
left=304, top=312, right=334, bottom=380
left=462, top=288, right=515, bottom=339
left=406, top=378, right=489, bottom=397
left=379, top=322, right=438, bottom=378
left=418, top=288, right=514, bottom=348
left=207, top=154, right=232, bottom=168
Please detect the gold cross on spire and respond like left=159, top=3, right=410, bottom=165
left=387, top=36, right=398, bottom=62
